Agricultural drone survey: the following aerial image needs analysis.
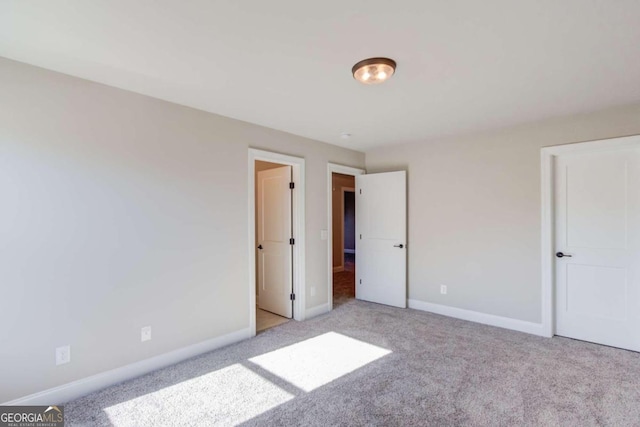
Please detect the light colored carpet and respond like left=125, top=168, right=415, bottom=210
left=256, top=307, right=289, bottom=333
left=65, top=300, right=640, bottom=426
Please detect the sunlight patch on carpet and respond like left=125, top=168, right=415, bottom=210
left=104, top=363, right=293, bottom=426
left=248, top=332, right=391, bottom=392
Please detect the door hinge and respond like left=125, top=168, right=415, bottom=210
left=359, top=189, right=362, bottom=194
left=289, top=182, right=295, bottom=189
left=289, top=238, right=295, bottom=245
left=359, top=234, right=362, bottom=240
left=359, top=279, right=362, bottom=284
left=290, top=293, right=296, bottom=301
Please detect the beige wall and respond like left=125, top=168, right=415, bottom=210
left=0, top=57, right=364, bottom=403
left=331, top=173, right=355, bottom=270
left=366, top=103, right=640, bottom=324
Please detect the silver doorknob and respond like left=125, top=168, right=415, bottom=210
left=394, top=244, right=404, bottom=249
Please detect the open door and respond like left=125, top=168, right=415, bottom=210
left=257, top=165, right=293, bottom=318
left=356, top=171, right=407, bottom=308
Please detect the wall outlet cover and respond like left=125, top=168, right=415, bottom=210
left=56, top=345, right=71, bottom=366
left=141, top=326, right=152, bottom=342
left=440, top=285, right=447, bottom=295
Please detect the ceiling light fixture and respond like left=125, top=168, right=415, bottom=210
left=352, top=57, right=396, bottom=85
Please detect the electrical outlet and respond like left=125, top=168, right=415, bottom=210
left=56, top=345, right=71, bottom=366
left=310, top=286, right=316, bottom=297
left=440, top=285, right=447, bottom=295
left=141, top=326, right=152, bottom=342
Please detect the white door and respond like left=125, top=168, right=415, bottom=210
left=257, top=166, right=293, bottom=318
left=555, top=147, right=640, bottom=351
left=356, top=171, right=407, bottom=308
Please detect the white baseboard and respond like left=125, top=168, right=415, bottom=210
left=3, top=327, right=252, bottom=406
left=408, top=299, right=545, bottom=337
left=305, top=303, right=330, bottom=319
left=343, top=249, right=355, bottom=254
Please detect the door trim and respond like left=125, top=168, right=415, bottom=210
left=327, top=163, right=365, bottom=311
left=249, top=149, right=306, bottom=337
left=540, top=134, right=640, bottom=339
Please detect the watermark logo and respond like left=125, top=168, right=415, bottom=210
left=0, top=405, right=64, bottom=427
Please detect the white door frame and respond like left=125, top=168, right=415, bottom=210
left=540, top=134, right=640, bottom=338
left=249, top=149, right=306, bottom=336
left=327, top=163, right=365, bottom=311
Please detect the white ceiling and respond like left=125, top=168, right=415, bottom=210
left=2, top=1, right=640, bottom=151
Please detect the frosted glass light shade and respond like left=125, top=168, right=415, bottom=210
left=352, top=58, right=396, bottom=85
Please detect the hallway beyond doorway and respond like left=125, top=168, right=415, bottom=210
left=333, top=253, right=355, bottom=308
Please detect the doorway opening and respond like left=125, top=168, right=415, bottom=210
left=249, top=149, right=306, bottom=337
left=327, top=164, right=365, bottom=311
left=332, top=173, right=356, bottom=308
left=255, top=160, right=292, bottom=333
